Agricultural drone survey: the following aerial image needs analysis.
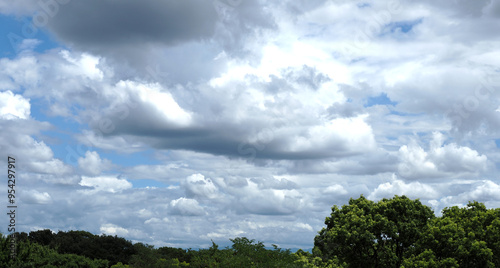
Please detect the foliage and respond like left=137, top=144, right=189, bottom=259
left=0, top=234, right=108, bottom=268
left=189, top=237, right=301, bottom=267
left=314, top=195, right=500, bottom=268
left=24, top=229, right=135, bottom=266
left=406, top=201, right=499, bottom=268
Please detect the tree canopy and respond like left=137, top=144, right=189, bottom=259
left=313, top=195, right=500, bottom=268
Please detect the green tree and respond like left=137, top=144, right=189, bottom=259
left=157, top=246, right=192, bottom=263
left=129, top=242, right=160, bottom=268
left=407, top=201, right=497, bottom=268
left=0, top=233, right=108, bottom=268
left=314, top=195, right=434, bottom=267
left=28, top=229, right=55, bottom=246
left=27, top=229, right=136, bottom=266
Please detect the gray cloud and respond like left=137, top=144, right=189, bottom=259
left=47, top=0, right=219, bottom=48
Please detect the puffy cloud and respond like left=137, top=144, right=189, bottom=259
left=100, top=223, right=129, bottom=237
left=368, top=175, right=439, bottom=200
left=457, top=180, right=500, bottom=202
left=232, top=179, right=304, bottom=215
left=0, top=90, right=30, bottom=119
left=427, top=180, right=500, bottom=214
left=170, top=197, right=206, bottom=216
left=78, top=151, right=111, bottom=176
left=398, top=132, right=488, bottom=179
left=323, top=184, right=348, bottom=196
left=23, top=190, right=52, bottom=204
left=0, top=119, right=74, bottom=176
left=240, top=189, right=303, bottom=215
left=79, top=175, right=132, bottom=193
left=97, top=80, right=193, bottom=131
left=183, top=174, right=220, bottom=200
left=30, top=159, right=72, bottom=176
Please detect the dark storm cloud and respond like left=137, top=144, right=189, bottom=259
left=47, top=0, right=219, bottom=48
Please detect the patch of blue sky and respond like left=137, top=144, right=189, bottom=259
left=31, top=99, right=162, bottom=168
left=385, top=18, right=423, bottom=34
left=364, top=93, right=397, bottom=107
left=131, top=179, right=169, bottom=189
left=388, top=110, right=419, bottom=116
left=0, top=15, right=24, bottom=58
left=388, top=110, right=426, bottom=117
left=495, top=139, right=500, bottom=148
left=0, top=14, right=62, bottom=58
left=357, top=3, right=371, bottom=8
left=31, top=99, right=83, bottom=162
left=99, top=149, right=162, bottom=168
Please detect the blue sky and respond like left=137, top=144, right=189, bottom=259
left=1, top=0, right=500, bottom=250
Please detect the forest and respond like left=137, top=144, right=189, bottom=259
left=1, top=195, right=499, bottom=267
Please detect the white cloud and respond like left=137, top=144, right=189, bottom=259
left=183, top=174, right=220, bottom=200
left=287, top=114, right=376, bottom=155
left=323, top=184, right=348, bottom=195
left=23, top=190, right=52, bottom=204
left=170, top=197, right=206, bottom=216
left=60, top=51, right=104, bottom=80
left=30, top=159, right=72, bottom=175
left=238, top=180, right=304, bottom=215
left=0, top=90, right=30, bottom=119
left=368, top=175, right=439, bottom=200
left=78, top=151, right=111, bottom=176
left=465, top=180, right=500, bottom=201
left=132, top=82, right=192, bottom=127
left=79, top=175, right=132, bottom=193
left=100, top=223, right=129, bottom=237
left=398, top=132, right=488, bottom=179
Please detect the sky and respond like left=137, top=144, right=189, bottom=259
left=1, top=0, right=500, bottom=250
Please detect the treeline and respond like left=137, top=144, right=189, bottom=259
left=0, top=230, right=301, bottom=267
left=1, top=195, right=499, bottom=267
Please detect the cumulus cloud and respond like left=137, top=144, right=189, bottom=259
left=240, top=188, right=303, bottom=215
left=78, top=151, right=111, bottom=176
left=455, top=180, right=500, bottom=202
left=79, top=175, right=132, bottom=193
left=368, top=175, right=439, bottom=200
left=398, top=132, right=488, bottom=179
left=100, top=223, right=129, bottom=237
left=323, top=184, right=348, bottom=196
left=23, top=190, right=52, bottom=204
left=170, top=197, right=206, bottom=216
left=183, top=174, right=220, bottom=200
left=0, top=90, right=30, bottom=119
left=0, top=119, right=75, bottom=177
left=29, top=159, right=72, bottom=176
